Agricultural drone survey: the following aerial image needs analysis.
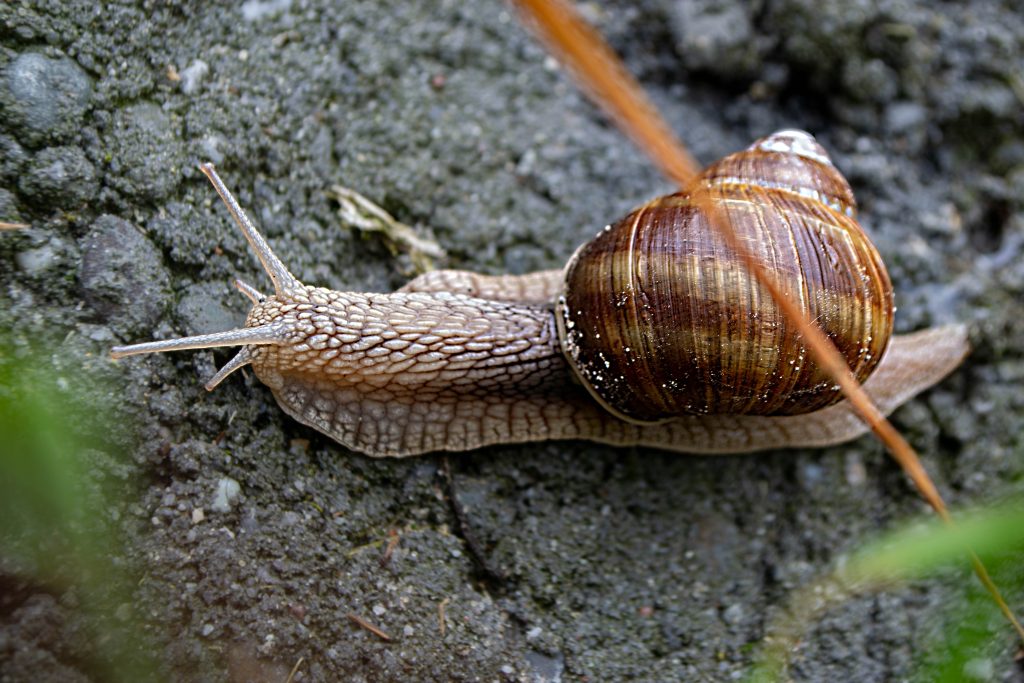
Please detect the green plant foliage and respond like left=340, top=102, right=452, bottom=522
left=747, top=502, right=1024, bottom=682
left=0, top=346, right=159, bottom=681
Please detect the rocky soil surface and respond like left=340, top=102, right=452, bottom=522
left=2, top=0, right=1023, bottom=680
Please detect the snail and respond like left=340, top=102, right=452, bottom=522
left=110, top=130, right=968, bottom=457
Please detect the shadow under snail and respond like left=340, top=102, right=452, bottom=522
left=111, top=130, right=968, bottom=457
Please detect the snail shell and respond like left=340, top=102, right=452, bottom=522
left=557, top=130, right=895, bottom=422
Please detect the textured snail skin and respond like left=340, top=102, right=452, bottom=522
left=110, top=153, right=969, bottom=458
left=237, top=284, right=965, bottom=457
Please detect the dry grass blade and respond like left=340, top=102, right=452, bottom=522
left=438, top=597, right=450, bottom=636
left=346, top=613, right=392, bottom=641
left=510, top=0, right=1024, bottom=644
left=0, top=221, right=30, bottom=231
left=688, top=183, right=1024, bottom=643
left=512, top=0, right=699, bottom=186
left=284, top=656, right=304, bottom=683
left=381, top=528, right=400, bottom=566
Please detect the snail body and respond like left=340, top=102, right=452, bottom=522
left=110, top=132, right=968, bottom=457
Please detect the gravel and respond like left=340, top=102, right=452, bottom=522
left=1, top=0, right=1022, bottom=681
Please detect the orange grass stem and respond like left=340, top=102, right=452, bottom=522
left=514, top=0, right=699, bottom=187
left=512, top=0, right=1024, bottom=645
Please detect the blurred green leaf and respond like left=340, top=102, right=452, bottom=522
left=846, top=506, right=1024, bottom=586
left=748, top=500, right=1024, bottom=682
left=0, top=344, right=160, bottom=681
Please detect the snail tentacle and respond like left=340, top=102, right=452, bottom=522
left=199, top=163, right=302, bottom=298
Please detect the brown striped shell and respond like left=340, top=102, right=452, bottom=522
left=556, top=130, right=895, bottom=423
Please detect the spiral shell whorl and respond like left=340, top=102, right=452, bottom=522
left=557, top=130, right=894, bottom=423
left=704, top=130, right=859, bottom=219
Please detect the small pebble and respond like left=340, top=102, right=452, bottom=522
left=841, top=57, right=898, bottom=104
left=844, top=452, right=867, bottom=487
left=241, top=0, right=293, bottom=22
left=3, top=52, right=93, bottom=146
left=799, top=462, right=824, bottom=488
left=669, top=1, right=759, bottom=78
left=80, top=215, right=170, bottom=336
left=722, top=603, right=745, bottom=626
left=15, top=242, right=60, bottom=276
left=525, top=650, right=564, bottom=682
left=0, top=137, right=27, bottom=183
left=211, top=477, right=241, bottom=512
left=199, top=134, right=226, bottom=164
left=179, top=59, right=209, bottom=95
left=107, top=102, right=185, bottom=201
left=177, top=283, right=246, bottom=336
left=18, top=146, right=98, bottom=207
left=884, top=101, right=926, bottom=135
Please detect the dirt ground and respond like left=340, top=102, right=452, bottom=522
left=2, top=0, right=1023, bottom=680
